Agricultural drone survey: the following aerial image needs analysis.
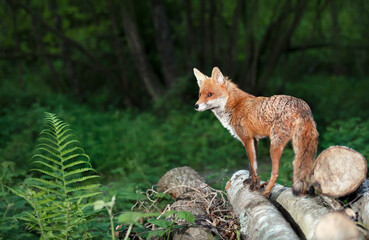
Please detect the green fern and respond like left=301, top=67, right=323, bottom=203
left=9, top=112, right=101, bottom=239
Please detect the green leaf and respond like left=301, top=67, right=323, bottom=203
left=93, top=200, right=105, bottom=211
left=177, top=211, right=195, bottom=223
left=147, top=228, right=170, bottom=238
left=162, top=210, right=177, bottom=218
left=118, top=212, right=145, bottom=227
left=147, top=219, right=172, bottom=228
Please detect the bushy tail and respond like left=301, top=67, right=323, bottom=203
left=292, top=119, right=319, bottom=196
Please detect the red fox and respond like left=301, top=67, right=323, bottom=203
left=193, top=67, right=319, bottom=196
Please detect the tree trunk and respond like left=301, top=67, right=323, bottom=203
left=120, top=0, right=164, bottom=100
left=11, top=3, right=23, bottom=88
left=28, top=3, right=62, bottom=89
left=226, top=170, right=299, bottom=239
left=184, top=0, right=196, bottom=69
left=107, top=0, right=132, bottom=106
left=311, top=146, right=367, bottom=197
left=256, top=0, right=308, bottom=93
left=199, top=0, right=207, bottom=70
left=224, top=0, right=243, bottom=76
left=49, top=0, right=80, bottom=96
left=151, top=0, right=178, bottom=88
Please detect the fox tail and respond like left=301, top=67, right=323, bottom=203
left=292, top=118, right=319, bottom=196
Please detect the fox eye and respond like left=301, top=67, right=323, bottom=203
left=199, top=93, right=201, bottom=97
left=207, top=92, right=213, bottom=97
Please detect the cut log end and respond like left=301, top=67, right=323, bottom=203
left=314, top=212, right=360, bottom=240
left=312, top=146, right=368, bottom=197
left=157, top=166, right=209, bottom=198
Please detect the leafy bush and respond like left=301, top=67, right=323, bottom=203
left=321, top=118, right=369, bottom=162
left=284, top=75, right=369, bottom=125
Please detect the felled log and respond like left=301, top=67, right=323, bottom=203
left=157, top=166, right=211, bottom=198
left=157, top=166, right=236, bottom=240
left=311, top=146, right=367, bottom=197
left=270, top=183, right=360, bottom=240
left=314, top=212, right=360, bottom=240
left=157, top=166, right=215, bottom=240
left=226, top=170, right=299, bottom=240
left=352, top=179, right=369, bottom=228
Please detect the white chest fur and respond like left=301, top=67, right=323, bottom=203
left=212, top=107, right=240, bottom=141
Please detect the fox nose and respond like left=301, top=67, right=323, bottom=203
left=194, top=104, right=199, bottom=110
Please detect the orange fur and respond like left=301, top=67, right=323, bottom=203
left=194, top=67, right=319, bottom=196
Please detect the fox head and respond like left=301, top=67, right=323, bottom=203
left=193, top=67, right=229, bottom=111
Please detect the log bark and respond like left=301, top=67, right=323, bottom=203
left=226, top=170, right=299, bottom=240
left=352, top=179, right=369, bottom=229
left=312, top=146, right=367, bottom=197
left=270, top=182, right=363, bottom=240
left=228, top=170, right=362, bottom=239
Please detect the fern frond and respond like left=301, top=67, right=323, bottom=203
left=69, top=192, right=102, bottom=201
left=32, top=161, right=60, bottom=172
left=35, top=147, right=61, bottom=160
left=35, top=143, right=60, bottom=155
left=59, top=140, right=80, bottom=151
left=30, top=169, right=63, bottom=181
left=55, top=122, right=69, bottom=133
left=28, top=178, right=63, bottom=190
left=65, top=175, right=100, bottom=185
left=58, top=132, right=75, bottom=145
left=61, top=146, right=84, bottom=157
left=63, top=153, right=90, bottom=163
left=32, top=154, right=62, bottom=166
left=29, top=185, right=64, bottom=196
left=38, top=137, right=58, bottom=147
left=63, top=160, right=91, bottom=170
left=64, top=168, right=96, bottom=177
left=40, top=130, right=58, bottom=142
left=65, top=184, right=101, bottom=194
left=13, top=112, right=101, bottom=239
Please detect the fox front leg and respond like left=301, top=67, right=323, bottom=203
left=243, top=138, right=260, bottom=191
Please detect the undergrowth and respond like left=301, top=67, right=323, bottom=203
left=8, top=113, right=101, bottom=239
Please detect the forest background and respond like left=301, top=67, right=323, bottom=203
left=1, top=0, right=369, bottom=238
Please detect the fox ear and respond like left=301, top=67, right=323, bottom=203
left=211, top=67, right=225, bottom=84
left=193, top=68, right=207, bottom=87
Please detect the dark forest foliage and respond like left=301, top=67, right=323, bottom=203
left=1, top=0, right=369, bottom=238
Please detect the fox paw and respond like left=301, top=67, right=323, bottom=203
left=243, top=177, right=260, bottom=191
